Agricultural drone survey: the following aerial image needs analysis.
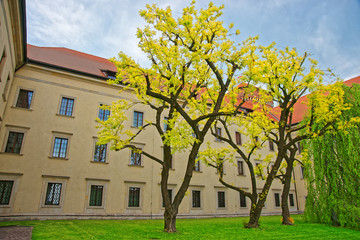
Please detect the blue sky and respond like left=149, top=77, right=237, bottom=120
left=26, top=0, right=360, bottom=80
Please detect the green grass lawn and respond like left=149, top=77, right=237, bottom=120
left=0, top=215, right=359, bottom=239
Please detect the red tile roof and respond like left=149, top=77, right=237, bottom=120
left=27, top=44, right=117, bottom=78
left=271, top=76, right=360, bottom=124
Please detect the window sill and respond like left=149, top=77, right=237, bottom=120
left=237, top=174, right=246, bottom=177
left=0, top=152, right=23, bottom=156
left=214, top=140, right=223, bottom=143
left=128, top=164, right=144, bottom=168
left=0, top=205, right=11, bottom=208
left=191, top=207, right=202, bottom=210
left=216, top=207, right=227, bottom=210
left=193, top=170, right=202, bottom=173
left=11, top=106, right=33, bottom=111
left=91, top=161, right=109, bottom=164
left=56, top=114, right=75, bottom=118
left=239, top=206, right=248, bottom=209
left=48, top=156, right=69, bottom=160
left=87, top=206, right=104, bottom=209
left=41, top=205, right=62, bottom=208
left=130, top=126, right=142, bottom=129
left=127, top=207, right=141, bottom=210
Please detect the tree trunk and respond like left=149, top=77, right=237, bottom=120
left=281, top=158, right=294, bottom=225
left=164, top=208, right=177, bottom=232
left=246, top=200, right=261, bottom=228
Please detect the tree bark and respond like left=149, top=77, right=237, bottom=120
left=281, top=161, right=293, bottom=225
left=164, top=207, right=177, bottom=232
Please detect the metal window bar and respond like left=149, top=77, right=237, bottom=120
left=128, top=187, right=140, bottom=207
left=59, top=98, right=74, bottom=116
left=218, top=191, right=225, bottom=208
left=0, top=181, right=13, bottom=205
left=131, top=151, right=141, bottom=165
left=94, top=144, right=107, bottom=162
left=89, top=185, right=103, bottom=206
left=45, top=183, right=62, bottom=205
left=192, top=190, right=201, bottom=208
left=240, top=192, right=247, bottom=207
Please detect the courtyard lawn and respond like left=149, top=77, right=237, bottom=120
left=0, top=215, right=359, bottom=239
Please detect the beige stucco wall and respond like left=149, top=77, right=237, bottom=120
left=0, top=63, right=306, bottom=219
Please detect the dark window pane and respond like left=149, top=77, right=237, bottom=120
left=275, top=193, right=280, bottom=207
left=215, top=128, right=221, bottom=141
left=52, top=138, right=68, bottom=158
left=89, top=185, right=103, bottom=206
left=237, top=161, right=244, bottom=175
left=94, top=144, right=107, bottom=162
left=240, top=192, right=247, bottom=208
left=59, top=97, right=74, bottom=116
left=0, top=181, right=14, bottom=205
left=289, top=194, right=295, bottom=207
left=235, top=132, right=242, bottom=145
left=192, top=190, right=201, bottom=208
left=45, top=183, right=62, bottom=205
left=269, top=140, right=274, bottom=151
left=162, top=189, right=172, bottom=207
left=5, top=132, right=24, bottom=154
left=128, top=187, right=140, bottom=207
left=16, top=89, right=33, bottom=109
left=194, top=160, right=200, bottom=172
left=218, top=191, right=225, bottom=208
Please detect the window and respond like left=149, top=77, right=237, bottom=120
left=254, top=136, right=259, bottom=142
left=130, top=150, right=141, bottom=166
left=52, top=137, right=68, bottom=158
left=237, top=161, right=244, bottom=175
left=5, top=132, right=24, bottom=154
left=0, top=180, right=13, bottom=205
left=235, top=132, right=242, bottom=145
left=300, top=166, right=305, bottom=179
left=89, top=185, right=103, bottom=206
left=269, top=140, right=274, bottom=151
left=255, top=163, right=262, bottom=177
left=59, top=97, right=74, bottom=116
left=45, top=183, right=62, bottom=205
left=194, top=159, right=200, bottom=172
left=128, top=187, right=140, bottom=207
left=98, top=104, right=110, bottom=121
left=289, top=193, right=295, bottom=207
left=94, top=144, right=107, bottom=162
left=164, top=117, right=168, bottom=131
left=16, top=89, right=33, bottom=109
left=215, top=127, right=222, bottom=141
left=133, top=111, right=143, bottom=127
left=240, top=192, right=247, bottom=208
left=192, top=190, right=201, bottom=208
left=274, top=193, right=280, bottom=207
left=218, top=191, right=225, bottom=208
left=162, top=189, right=172, bottom=207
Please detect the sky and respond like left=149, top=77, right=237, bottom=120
left=26, top=0, right=360, bottom=81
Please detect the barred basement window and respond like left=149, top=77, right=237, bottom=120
left=192, top=190, right=201, bottom=208
left=240, top=192, right=247, bottom=208
left=5, top=132, right=24, bottom=154
left=89, top=185, right=103, bottom=206
left=274, top=193, right=280, bottom=207
left=59, top=97, right=74, bottom=116
left=94, top=144, right=107, bottom=162
left=218, top=191, right=225, bottom=208
left=128, top=187, right=140, bottom=207
left=0, top=180, right=13, bottom=205
left=98, top=104, right=110, bottom=121
left=45, top=183, right=62, bottom=205
left=133, top=111, right=143, bottom=127
left=16, top=89, right=33, bottom=109
left=52, top=137, right=68, bottom=158
left=130, top=150, right=141, bottom=166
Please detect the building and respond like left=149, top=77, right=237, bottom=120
left=0, top=0, right=306, bottom=220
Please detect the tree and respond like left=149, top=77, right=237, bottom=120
left=97, top=1, right=257, bottom=232
left=304, top=83, right=360, bottom=229
left=201, top=44, right=347, bottom=228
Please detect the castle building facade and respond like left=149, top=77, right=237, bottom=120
left=0, top=0, right=306, bottom=220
